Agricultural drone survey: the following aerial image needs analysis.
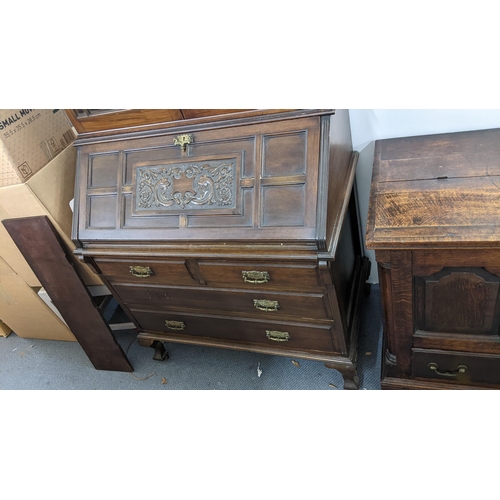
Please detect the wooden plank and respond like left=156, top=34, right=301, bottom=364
left=389, top=251, right=414, bottom=376
left=366, top=128, right=500, bottom=249
left=2, top=216, right=133, bottom=372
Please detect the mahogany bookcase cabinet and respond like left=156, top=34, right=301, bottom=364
left=68, top=109, right=370, bottom=388
left=367, top=127, right=500, bottom=389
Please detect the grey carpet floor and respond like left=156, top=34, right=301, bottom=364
left=0, top=285, right=382, bottom=390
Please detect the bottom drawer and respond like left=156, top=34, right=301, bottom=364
left=132, top=310, right=336, bottom=353
left=412, top=348, right=500, bottom=386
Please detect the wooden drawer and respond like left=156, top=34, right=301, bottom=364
left=94, top=257, right=325, bottom=293
left=131, top=310, right=336, bottom=353
left=94, top=258, right=199, bottom=286
left=412, top=348, right=500, bottom=386
left=114, top=284, right=330, bottom=321
left=197, top=260, right=323, bottom=292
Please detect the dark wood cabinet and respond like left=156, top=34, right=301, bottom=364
left=366, top=127, right=500, bottom=389
left=70, top=109, right=370, bottom=388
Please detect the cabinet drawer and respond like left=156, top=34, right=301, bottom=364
left=94, top=258, right=199, bottom=286
left=197, top=261, right=323, bottom=292
left=132, top=310, right=336, bottom=353
left=412, top=348, right=500, bottom=386
left=114, top=284, right=329, bottom=321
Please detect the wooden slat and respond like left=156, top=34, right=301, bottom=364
left=2, top=216, right=133, bottom=372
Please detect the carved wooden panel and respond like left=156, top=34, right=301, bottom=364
left=134, top=160, right=237, bottom=212
left=415, top=267, right=500, bottom=335
left=77, top=116, right=320, bottom=241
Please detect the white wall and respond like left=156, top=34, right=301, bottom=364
left=349, top=109, right=500, bottom=283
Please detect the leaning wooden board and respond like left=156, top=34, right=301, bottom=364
left=2, top=215, right=132, bottom=372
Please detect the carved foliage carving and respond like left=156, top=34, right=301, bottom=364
left=136, top=161, right=236, bottom=211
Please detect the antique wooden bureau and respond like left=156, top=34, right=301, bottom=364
left=366, top=127, right=500, bottom=389
left=68, top=109, right=370, bottom=388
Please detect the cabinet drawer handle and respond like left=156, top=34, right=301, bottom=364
left=242, top=270, right=270, bottom=284
left=428, top=362, right=467, bottom=377
left=129, top=265, right=153, bottom=278
left=266, top=330, right=290, bottom=342
left=165, top=320, right=186, bottom=331
left=173, top=133, right=194, bottom=152
left=253, top=299, right=280, bottom=312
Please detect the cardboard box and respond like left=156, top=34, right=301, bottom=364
left=0, top=145, right=102, bottom=287
left=0, top=319, right=12, bottom=337
left=0, top=256, right=76, bottom=341
left=37, top=284, right=112, bottom=327
left=0, top=109, right=76, bottom=187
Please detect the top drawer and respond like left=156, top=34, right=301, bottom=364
left=93, top=257, right=324, bottom=292
left=75, top=116, right=321, bottom=243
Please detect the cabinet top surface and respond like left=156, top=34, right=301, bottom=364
left=366, top=127, right=500, bottom=249
left=66, top=109, right=335, bottom=142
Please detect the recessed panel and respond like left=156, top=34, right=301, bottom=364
left=88, top=195, right=117, bottom=229
left=262, top=132, right=306, bottom=177
left=416, top=267, right=500, bottom=335
left=122, top=194, right=181, bottom=229
left=89, top=153, right=119, bottom=188
left=261, top=185, right=305, bottom=227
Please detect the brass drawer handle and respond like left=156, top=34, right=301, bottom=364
left=173, top=133, right=194, bottom=152
left=165, top=320, right=186, bottom=331
left=242, top=270, right=270, bottom=284
left=266, top=330, right=290, bottom=342
left=253, top=299, right=280, bottom=312
left=428, top=362, right=467, bottom=377
left=129, top=265, right=153, bottom=278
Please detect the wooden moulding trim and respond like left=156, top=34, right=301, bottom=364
left=315, top=115, right=331, bottom=250
left=381, top=376, right=494, bottom=390
left=367, top=241, right=500, bottom=251
left=137, top=331, right=355, bottom=367
left=73, top=244, right=321, bottom=261
left=72, top=109, right=335, bottom=146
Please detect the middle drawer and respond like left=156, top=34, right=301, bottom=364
left=114, top=284, right=330, bottom=321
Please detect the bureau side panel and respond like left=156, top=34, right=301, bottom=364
left=325, top=109, right=356, bottom=254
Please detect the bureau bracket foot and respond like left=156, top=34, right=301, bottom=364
left=149, top=340, right=169, bottom=361
left=324, top=363, right=359, bottom=390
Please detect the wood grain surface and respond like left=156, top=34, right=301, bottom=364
left=2, top=216, right=133, bottom=372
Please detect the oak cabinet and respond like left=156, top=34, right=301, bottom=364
left=367, top=128, right=500, bottom=389
left=70, top=109, right=370, bottom=388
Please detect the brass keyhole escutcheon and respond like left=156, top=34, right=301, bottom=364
left=173, top=134, right=194, bottom=152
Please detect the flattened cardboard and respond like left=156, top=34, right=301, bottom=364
left=0, top=270, right=76, bottom=341
left=0, top=109, right=76, bottom=187
left=0, top=319, right=11, bottom=337
left=0, top=146, right=102, bottom=287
